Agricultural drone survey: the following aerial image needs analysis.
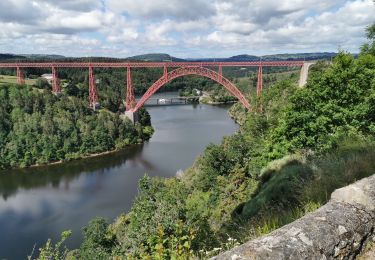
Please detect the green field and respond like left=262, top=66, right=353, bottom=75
left=235, top=69, right=300, bottom=92
left=0, top=75, right=37, bottom=86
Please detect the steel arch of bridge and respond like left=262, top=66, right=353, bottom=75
left=132, top=66, right=251, bottom=112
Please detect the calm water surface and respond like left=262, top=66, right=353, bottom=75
left=0, top=93, right=238, bottom=259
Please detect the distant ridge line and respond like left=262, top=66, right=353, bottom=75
left=0, top=52, right=338, bottom=62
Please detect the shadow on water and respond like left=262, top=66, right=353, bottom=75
left=0, top=145, right=146, bottom=200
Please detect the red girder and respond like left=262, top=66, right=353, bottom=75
left=163, top=65, right=168, bottom=81
left=0, top=61, right=304, bottom=68
left=51, top=67, right=61, bottom=93
left=256, top=65, right=263, bottom=96
left=89, top=66, right=98, bottom=109
left=126, top=67, right=136, bottom=111
left=16, top=67, right=25, bottom=85
left=133, top=67, right=251, bottom=112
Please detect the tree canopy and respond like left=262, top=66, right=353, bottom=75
left=0, top=86, right=153, bottom=169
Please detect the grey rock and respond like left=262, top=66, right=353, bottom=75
left=212, top=174, right=375, bottom=260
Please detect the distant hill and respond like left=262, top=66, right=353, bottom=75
left=188, top=52, right=337, bottom=62
left=227, top=54, right=260, bottom=61
left=0, top=53, right=66, bottom=61
left=185, top=57, right=228, bottom=62
left=21, top=54, right=66, bottom=60
left=261, top=52, right=337, bottom=61
left=187, top=55, right=259, bottom=62
left=0, top=54, right=26, bottom=60
left=127, top=53, right=186, bottom=62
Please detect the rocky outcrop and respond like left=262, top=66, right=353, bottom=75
left=212, top=174, right=375, bottom=260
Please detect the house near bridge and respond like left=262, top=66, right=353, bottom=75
left=41, top=73, right=53, bottom=84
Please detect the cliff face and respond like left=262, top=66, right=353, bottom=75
left=213, top=174, right=375, bottom=260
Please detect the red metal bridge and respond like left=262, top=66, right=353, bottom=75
left=0, top=61, right=305, bottom=112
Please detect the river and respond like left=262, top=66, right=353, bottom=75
left=0, top=92, right=238, bottom=259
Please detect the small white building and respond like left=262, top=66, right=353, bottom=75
left=41, top=74, right=53, bottom=84
left=193, top=89, right=202, bottom=96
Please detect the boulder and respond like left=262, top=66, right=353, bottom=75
left=212, top=175, right=375, bottom=260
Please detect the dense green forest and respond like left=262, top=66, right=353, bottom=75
left=32, top=24, right=375, bottom=260
left=0, top=86, right=153, bottom=169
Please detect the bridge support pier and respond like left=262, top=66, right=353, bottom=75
left=126, top=67, right=136, bottom=111
left=16, top=67, right=25, bottom=85
left=89, top=66, right=99, bottom=110
left=256, top=65, right=263, bottom=96
left=52, top=67, right=61, bottom=94
left=123, top=110, right=139, bottom=124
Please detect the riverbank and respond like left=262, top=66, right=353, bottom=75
left=200, top=99, right=237, bottom=105
left=3, top=143, right=142, bottom=171
left=0, top=103, right=239, bottom=260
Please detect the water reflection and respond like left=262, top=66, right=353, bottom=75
left=0, top=145, right=146, bottom=200
left=0, top=99, right=238, bottom=260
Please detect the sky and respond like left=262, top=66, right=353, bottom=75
left=0, top=0, right=374, bottom=58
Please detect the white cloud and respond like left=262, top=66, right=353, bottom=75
left=30, top=34, right=100, bottom=47
left=39, top=0, right=102, bottom=11
left=43, top=10, right=106, bottom=34
left=0, top=0, right=373, bottom=57
left=0, top=0, right=45, bottom=23
left=106, top=0, right=215, bottom=20
left=194, top=0, right=374, bottom=54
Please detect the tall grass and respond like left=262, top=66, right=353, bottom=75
left=220, top=141, right=375, bottom=245
left=303, top=142, right=375, bottom=204
left=255, top=201, right=321, bottom=236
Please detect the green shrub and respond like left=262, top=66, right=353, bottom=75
left=30, top=230, right=72, bottom=260
left=78, top=218, right=115, bottom=259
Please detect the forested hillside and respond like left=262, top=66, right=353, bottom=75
left=30, top=23, right=375, bottom=259
left=31, top=25, right=375, bottom=259
left=0, top=86, right=153, bottom=169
